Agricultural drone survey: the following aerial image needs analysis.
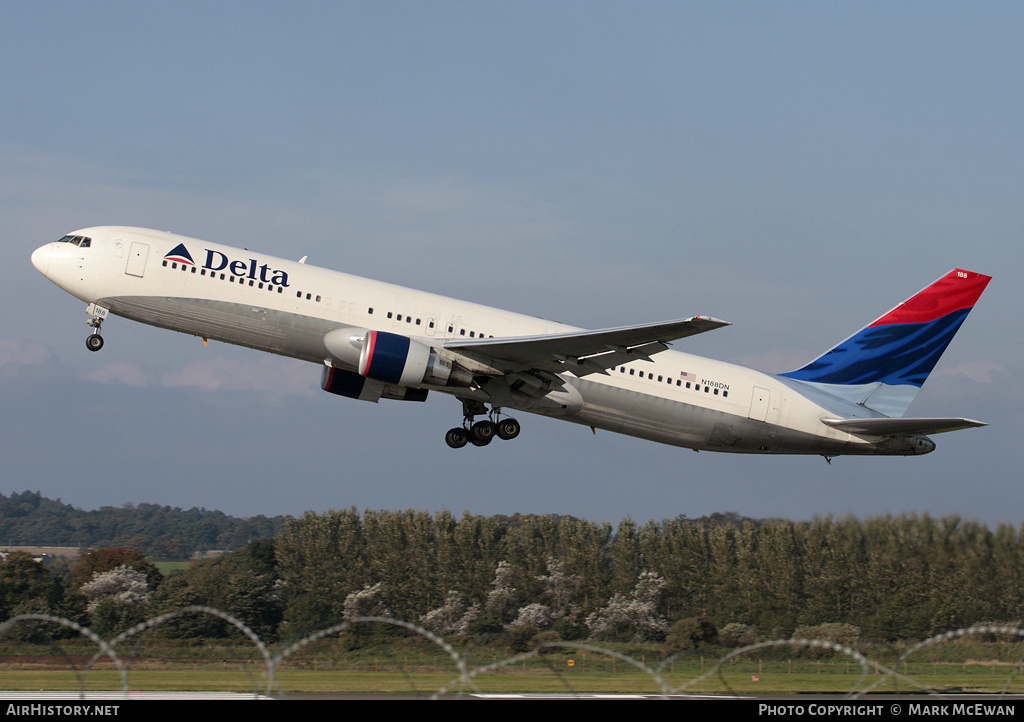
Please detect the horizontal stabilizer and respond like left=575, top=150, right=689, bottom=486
left=821, top=417, right=987, bottom=436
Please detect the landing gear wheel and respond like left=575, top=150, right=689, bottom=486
left=445, top=427, right=469, bottom=449
left=471, top=420, right=496, bottom=446
left=496, top=418, right=521, bottom=441
left=86, top=334, right=104, bottom=352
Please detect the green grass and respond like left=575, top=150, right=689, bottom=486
left=154, top=561, right=191, bottom=575
left=4, top=634, right=1024, bottom=695
left=1, top=661, right=1022, bottom=695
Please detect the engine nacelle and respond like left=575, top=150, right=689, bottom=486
left=323, top=328, right=473, bottom=389
left=359, top=330, right=434, bottom=386
left=323, top=327, right=367, bottom=368
left=321, top=366, right=428, bottom=403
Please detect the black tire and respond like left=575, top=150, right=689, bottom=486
left=471, top=420, right=496, bottom=445
left=86, top=334, right=104, bottom=352
left=445, top=428, right=469, bottom=449
left=496, top=418, right=521, bottom=441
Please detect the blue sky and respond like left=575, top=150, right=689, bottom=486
left=3, top=2, right=1021, bottom=527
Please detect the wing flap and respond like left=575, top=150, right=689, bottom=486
left=445, top=316, right=729, bottom=376
left=821, top=417, right=987, bottom=436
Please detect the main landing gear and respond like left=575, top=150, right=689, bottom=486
left=85, top=303, right=108, bottom=352
left=445, top=399, right=521, bottom=449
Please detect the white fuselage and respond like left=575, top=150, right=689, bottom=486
left=31, top=226, right=934, bottom=456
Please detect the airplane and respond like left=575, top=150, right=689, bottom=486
left=31, top=226, right=991, bottom=458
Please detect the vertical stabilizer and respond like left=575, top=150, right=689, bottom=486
left=780, top=269, right=991, bottom=417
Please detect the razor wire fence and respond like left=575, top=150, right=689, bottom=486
left=1, top=610, right=1023, bottom=699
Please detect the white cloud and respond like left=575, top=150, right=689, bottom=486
left=160, top=355, right=316, bottom=399
left=0, top=339, right=52, bottom=376
left=932, top=360, right=1002, bottom=385
left=728, top=349, right=813, bottom=375
left=81, top=361, right=152, bottom=387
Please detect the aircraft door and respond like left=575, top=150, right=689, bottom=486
left=748, top=386, right=770, bottom=422
left=125, top=242, right=149, bottom=277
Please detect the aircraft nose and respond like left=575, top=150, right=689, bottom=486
left=31, top=243, right=52, bottom=275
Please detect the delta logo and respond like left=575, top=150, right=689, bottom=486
left=163, top=244, right=291, bottom=287
left=164, top=243, right=195, bottom=266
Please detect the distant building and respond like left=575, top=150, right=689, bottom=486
left=0, top=546, right=81, bottom=564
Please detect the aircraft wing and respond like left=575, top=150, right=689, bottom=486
left=821, top=417, right=987, bottom=436
left=444, top=316, right=730, bottom=377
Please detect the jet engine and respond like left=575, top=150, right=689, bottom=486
left=321, top=366, right=428, bottom=403
left=323, top=328, right=473, bottom=388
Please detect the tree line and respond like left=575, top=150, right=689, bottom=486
left=0, top=491, right=286, bottom=558
left=272, top=509, right=1024, bottom=642
left=2, top=506, right=1021, bottom=645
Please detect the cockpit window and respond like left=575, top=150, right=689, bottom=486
left=56, top=235, right=91, bottom=247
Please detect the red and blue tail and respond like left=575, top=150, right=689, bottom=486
left=780, top=269, right=991, bottom=417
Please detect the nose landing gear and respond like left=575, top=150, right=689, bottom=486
left=445, top=399, right=521, bottom=449
left=85, top=303, right=109, bottom=352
